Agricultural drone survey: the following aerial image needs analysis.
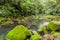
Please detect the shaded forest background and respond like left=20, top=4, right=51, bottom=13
left=0, top=0, right=60, bottom=17
left=0, top=0, right=60, bottom=40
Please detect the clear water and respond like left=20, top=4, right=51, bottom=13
left=0, top=27, right=13, bottom=40
left=0, top=17, right=50, bottom=40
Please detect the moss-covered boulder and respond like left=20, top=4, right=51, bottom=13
left=5, top=25, right=31, bottom=40
left=30, top=31, right=41, bottom=40
left=38, top=26, right=47, bottom=33
left=48, top=21, right=60, bottom=31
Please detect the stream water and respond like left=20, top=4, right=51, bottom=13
left=0, top=17, right=50, bottom=40
left=0, top=26, right=14, bottom=40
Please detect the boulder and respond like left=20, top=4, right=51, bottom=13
left=5, top=25, right=31, bottom=40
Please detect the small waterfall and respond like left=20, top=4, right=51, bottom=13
left=29, top=17, right=50, bottom=31
left=38, top=22, right=49, bottom=28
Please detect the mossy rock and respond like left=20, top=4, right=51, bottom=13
left=38, top=26, right=47, bottom=33
left=5, top=25, right=31, bottom=40
left=48, top=21, right=60, bottom=31
left=30, top=32, right=41, bottom=40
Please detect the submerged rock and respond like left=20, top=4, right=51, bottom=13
left=5, top=25, right=31, bottom=40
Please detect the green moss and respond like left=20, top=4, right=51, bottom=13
left=38, top=26, right=47, bottom=33
left=44, top=15, right=53, bottom=19
left=30, top=32, right=41, bottom=40
left=48, top=21, right=60, bottom=31
left=0, top=17, right=6, bottom=24
left=5, top=25, right=31, bottom=40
